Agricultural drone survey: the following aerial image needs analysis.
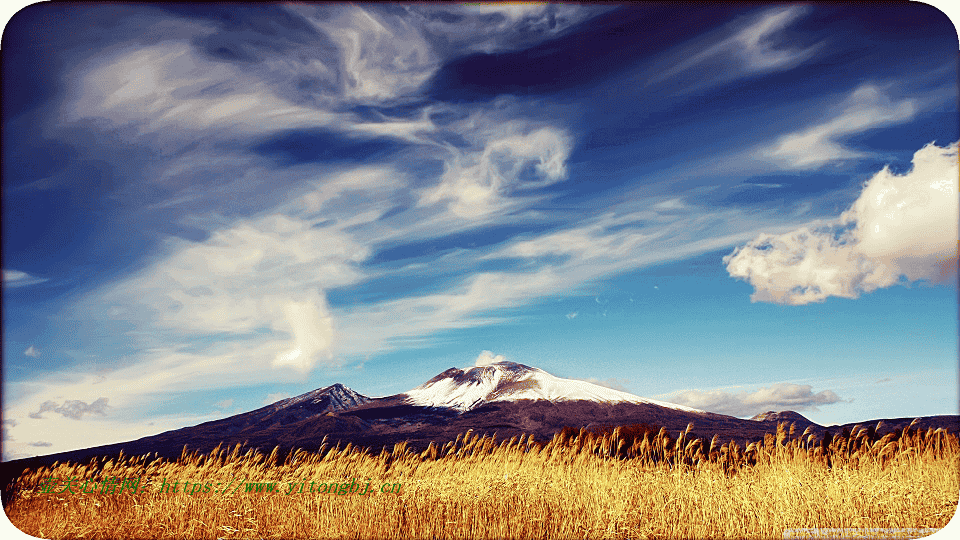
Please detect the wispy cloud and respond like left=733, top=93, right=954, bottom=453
left=286, top=4, right=438, bottom=102
left=660, top=383, right=844, bottom=417
left=403, top=4, right=603, bottom=55
left=23, top=346, right=41, bottom=358
left=418, top=123, right=573, bottom=219
left=726, top=141, right=958, bottom=304
left=3, top=270, right=48, bottom=288
left=756, top=85, right=917, bottom=169
left=651, top=6, right=822, bottom=89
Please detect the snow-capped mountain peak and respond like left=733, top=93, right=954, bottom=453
left=403, top=360, right=704, bottom=413
left=273, top=383, right=369, bottom=413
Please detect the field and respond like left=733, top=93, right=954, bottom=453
left=4, top=420, right=958, bottom=540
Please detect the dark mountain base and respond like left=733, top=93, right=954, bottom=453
left=3, top=398, right=957, bottom=508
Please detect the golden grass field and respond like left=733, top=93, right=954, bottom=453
left=4, top=420, right=958, bottom=539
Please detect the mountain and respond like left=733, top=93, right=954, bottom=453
left=270, top=383, right=370, bottom=417
left=3, top=361, right=959, bottom=505
left=750, top=411, right=814, bottom=424
left=403, top=361, right=705, bottom=413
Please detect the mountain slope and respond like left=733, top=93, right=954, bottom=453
left=270, top=383, right=370, bottom=416
left=181, top=383, right=371, bottom=436
left=750, top=411, right=814, bottom=424
left=4, top=362, right=958, bottom=507
left=403, top=361, right=705, bottom=413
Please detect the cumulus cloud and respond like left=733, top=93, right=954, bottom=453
left=29, top=398, right=110, bottom=420
left=24, top=346, right=41, bottom=358
left=474, top=350, right=507, bottom=367
left=661, top=383, right=843, bottom=417
left=726, top=141, right=958, bottom=304
left=758, top=85, right=916, bottom=169
left=3, top=269, right=48, bottom=288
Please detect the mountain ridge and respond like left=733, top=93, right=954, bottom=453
left=2, top=361, right=958, bottom=506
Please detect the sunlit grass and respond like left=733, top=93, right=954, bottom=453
left=5, top=421, right=958, bottom=539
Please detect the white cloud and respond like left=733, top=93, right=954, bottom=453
left=91, top=210, right=371, bottom=374
left=660, top=383, right=843, bottom=417
left=726, top=141, right=958, bottom=304
left=474, top=350, right=506, bottom=367
left=3, top=269, right=47, bottom=288
left=215, top=399, right=234, bottom=409
left=566, top=312, right=578, bottom=320
left=758, top=85, right=916, bottom=168
left=23, top=346, right=41, bottom=358
left=419, top=122, right=573, bottom=219
left=271, top=289, right=336, bottom=373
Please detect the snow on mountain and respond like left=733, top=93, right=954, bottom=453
left=272, top=383, right=369, bottom=413
left=750, top=410, right=812, bottom=423
left=403, top=360, right=704, bottom=413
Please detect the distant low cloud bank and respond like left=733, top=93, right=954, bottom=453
left=726, top=141, right=959, bottom=305
left=29, top=398, right=110, bottom=420
left=661, top=383, right=843, bottom=417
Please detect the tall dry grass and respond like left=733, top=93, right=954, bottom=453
left=5, top=421, right=958, bottom=539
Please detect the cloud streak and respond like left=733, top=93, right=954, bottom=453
left=757, top=85, right=917, bottom=169
left=3, top=270, right=48, bottom=288
left=651, top=6, right=822, bottom=89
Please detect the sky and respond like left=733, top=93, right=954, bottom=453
left=2, top=2, right=958, bottom=462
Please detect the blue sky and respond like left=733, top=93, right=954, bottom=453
left=2, top=2, right=958, bottom=461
